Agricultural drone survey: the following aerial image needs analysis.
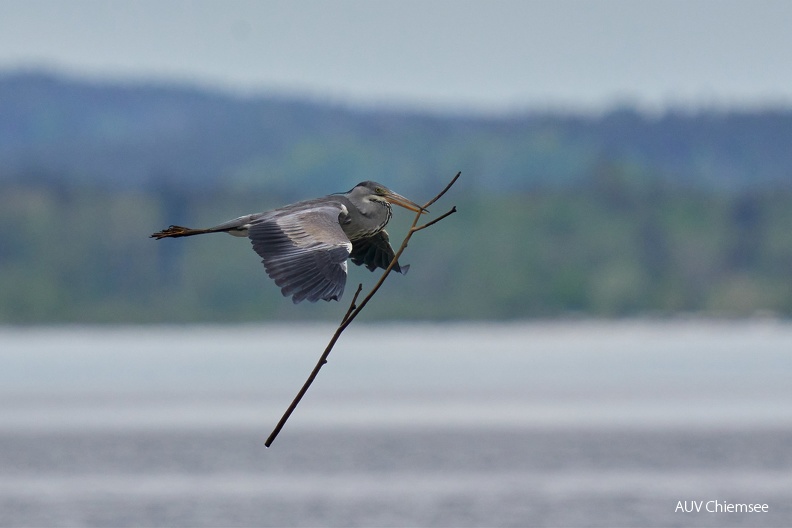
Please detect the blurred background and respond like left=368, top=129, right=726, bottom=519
left=2, top=1, right=792, bottom=527
left=2, top=0, right=792, bottom=323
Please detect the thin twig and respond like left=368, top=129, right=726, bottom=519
left=423, top=171, right=461, bottom=209
left=265, top=283, right=365, bottom=445
left=340, top=284, right=364, bottom=325
left=414, top=206, right=457, bottom=232
left=264, top=172, right=460, bottom=447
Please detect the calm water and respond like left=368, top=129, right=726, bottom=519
left=1, top=321, right=791, bottom=527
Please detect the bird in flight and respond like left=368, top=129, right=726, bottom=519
left=151, top=181, right=425, bottom=304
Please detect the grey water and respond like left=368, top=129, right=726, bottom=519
left=1, top=321, right=791, bottom=527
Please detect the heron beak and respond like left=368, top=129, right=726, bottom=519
left=383, top=190, right=427, bottom=214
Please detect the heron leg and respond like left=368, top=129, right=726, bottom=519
left=151, top=214, right=258, bottom=239
left=150, top=225, right=213, bottom=239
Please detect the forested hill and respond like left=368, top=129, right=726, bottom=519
left=2, top=71, right=792, bottom=195
left=3, top=71, right=792, bottom=323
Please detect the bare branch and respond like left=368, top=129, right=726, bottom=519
left=414, top=206, right=457, bottom=232
left=341, top=283, right=364, bottom=325
left=423, top=171, right=461, bottom=209
left=265, top=172, right=461, bottom=447
left=264, top=316, right=349, bottom=446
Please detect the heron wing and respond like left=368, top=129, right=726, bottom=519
left=247, top=205, right=352, bottom=303
left=350, top=230, right=409, bottom=274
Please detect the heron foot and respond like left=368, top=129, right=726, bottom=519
left=150, top=225, right=196, bottom=239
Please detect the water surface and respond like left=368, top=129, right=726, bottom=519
left=1, top=321, right=790, bottom=526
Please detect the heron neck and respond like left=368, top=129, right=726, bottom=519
left=346, top=200, right=391, bottom=240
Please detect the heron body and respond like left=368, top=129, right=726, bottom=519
left=151, top=181, right=424, bottom=304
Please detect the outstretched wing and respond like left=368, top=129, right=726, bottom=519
left=350, top=230, right=409, bottom=274
left=248, top=205, right=352, bottom=303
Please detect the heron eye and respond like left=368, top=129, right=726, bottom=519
left=375, top=187, right=385, bottom=194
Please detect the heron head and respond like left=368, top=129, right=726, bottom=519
left=353, top=181, right=427, bottom=214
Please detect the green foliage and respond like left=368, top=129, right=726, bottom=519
left=3, top=178, right=792, bottom=323
left=3, top=73, right=792, bottom=322
left=4, top=72, right=792, bottom=195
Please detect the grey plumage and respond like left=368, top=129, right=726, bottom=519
left=151, top=181, right=424, bottom=303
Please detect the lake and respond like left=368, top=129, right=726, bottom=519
left=1, top=321, right=791, bottom=526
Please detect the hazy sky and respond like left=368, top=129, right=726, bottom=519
left=1, top=0, right=790, bottom=112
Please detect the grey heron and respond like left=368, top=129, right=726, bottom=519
left=151, top=181, right=425, bottom=304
